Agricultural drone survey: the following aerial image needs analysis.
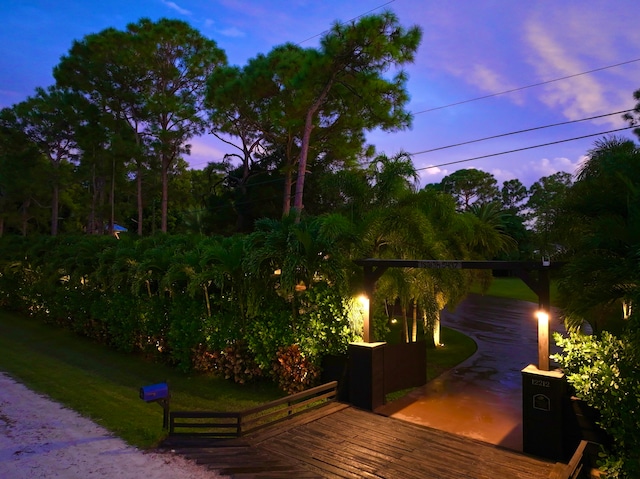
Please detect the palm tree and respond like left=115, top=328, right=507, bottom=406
left=555, top=137, right=640, bottom=333
left=368, top=151, right=420, bottom=207
left=246, top=213, right=355, bottom=331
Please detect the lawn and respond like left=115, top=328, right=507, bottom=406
left=0, top=310, right=281, bottom=448
left=472, top=276, right=559, bottom=306
left=426, top=326, right=477, bottom=382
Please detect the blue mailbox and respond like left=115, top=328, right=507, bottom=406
left=139, top=382, right=169, bottom=402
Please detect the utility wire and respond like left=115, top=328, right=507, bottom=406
left=411, top=109, right=633, bottom=155
left=413, top=57, right=640, bottom=115
left=413, top=125, right=636, bottom=170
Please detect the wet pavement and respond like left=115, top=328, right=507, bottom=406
left=376, top=294, right=565, bottom=452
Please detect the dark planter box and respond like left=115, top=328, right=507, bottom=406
left=321, top=353, right=350, bottom=402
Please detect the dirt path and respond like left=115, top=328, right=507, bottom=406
left=0, top=372, right=226, bottom=479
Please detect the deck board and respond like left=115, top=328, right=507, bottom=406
left=165, top=403, right=557, bottom=478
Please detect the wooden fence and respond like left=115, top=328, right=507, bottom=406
left=169, top=381, right=338, bottom=438
left=549, top=440, right=599, bottom=479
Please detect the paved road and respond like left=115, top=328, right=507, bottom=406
left=377, top=294, right=565, bottom=451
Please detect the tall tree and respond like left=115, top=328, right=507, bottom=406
left=439, top=168, right=500, bottom=210
left=526, top=171, right=573, bottom=256
left=207, top=44, right=307, bottom=219
left=209, top=13, right=421, bottom=221
left=0, top=109, right=50, bottom=236
left=132, top=19, right=227, bottom=232
left=55, top=18, right=227, bottom=233
left=501, top=178, right=528, bottom=214
left=290, top=12, right=421, bottom=219
left=6, top=87, right=80, bottom=235
left=55, top=26, right=148, bottom=234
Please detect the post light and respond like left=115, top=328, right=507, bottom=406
left=536, top=310, right=550, bottom=371
left=358, top=294, right=371, bottom=343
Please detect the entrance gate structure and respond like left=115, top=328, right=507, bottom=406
left=354, top=258, right=561, bottom=370
left=353, top=258, right=569, bottom=460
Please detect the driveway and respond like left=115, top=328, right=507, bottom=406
left=376, top=294, right=565, bottom=451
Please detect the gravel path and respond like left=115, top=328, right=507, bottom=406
left=0, top=372, right=226, bottom=479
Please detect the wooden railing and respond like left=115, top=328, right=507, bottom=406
left=549, top=441, right=599, bottom=479
left=169, top=381, right=338, bottom=438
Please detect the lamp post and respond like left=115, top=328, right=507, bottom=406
left=358, top=295, right=371, bottom=343
left=536, top=310, right=550, bottom=371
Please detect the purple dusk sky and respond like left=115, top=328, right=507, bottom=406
left=1, top=0, right=639, bottom=187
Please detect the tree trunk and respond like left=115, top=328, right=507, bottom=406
left=433, top=310, right=441, bottom=347
left=51, top=183, right=59, bottom=236
left=110, top=155, right=116, bottom=235
left=412, top=300, right=418, bottom=342
left=203, top=283, right=211, bottom=318
left=161, top=152, right=169, bottom=233
left=292, top=76, right=336, bottom=221
left=282, top=170, right=292, bottom=216
left=20, top=199, right=30, bottom=236
left=402, top=305, right=409, bottom=343
left=136, top=162, right=143, bottom=236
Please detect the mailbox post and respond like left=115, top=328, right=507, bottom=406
left=521, top=365, right=567, bottom=460
left=140, top=382, right=170, bottom=430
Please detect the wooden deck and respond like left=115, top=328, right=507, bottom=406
left=164, top=402, right=557, bottom=478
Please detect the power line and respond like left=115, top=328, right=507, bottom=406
left=413, top=57, right=640, bottom=115
left=411, top=109, right=633, bottom=155
left=413, top=125, right=636, bottom=171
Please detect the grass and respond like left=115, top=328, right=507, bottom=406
left=471, top=277, right=560, bottom=306
left=0, top=310, right=281, bottom=449
left=426, top=326, right=478, bottom=382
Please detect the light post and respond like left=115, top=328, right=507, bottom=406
left=358, top=294, right=371, bottom=343
left=536, top=310, right=550, bottom=371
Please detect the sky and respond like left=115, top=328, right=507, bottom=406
left=1, top=0, right=640, bottom=188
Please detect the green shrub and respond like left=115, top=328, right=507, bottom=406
left=296, top=283, right=362, bottom=362
left=552, top=324, right=640, bottom=479
left=244, top=307, right=295, bottom=370
left=166, top=295, right=208, bottom=371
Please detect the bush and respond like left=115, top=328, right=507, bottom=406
left=204, top=340, right=262, bottom=384
left=295, top=282, right=362, bottom=362
left=553, top=324, right=640, bottom=479
left=271, top=344, right=320, bottom=394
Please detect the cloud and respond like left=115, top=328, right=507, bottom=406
left=187, top=139, right=228, bottom=169
left=216, top=27, right=245, bottom=38
left=490, top=168, right=517, bottom=185
left=528, top=156, right=581, bottom=180
left=465, top=64, right=525, bottom=106
left=161, top=0, right=191, bottom=16
left=523, top=8, right=636, bottom=127
left=525, top=21, right=603, bottom=116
